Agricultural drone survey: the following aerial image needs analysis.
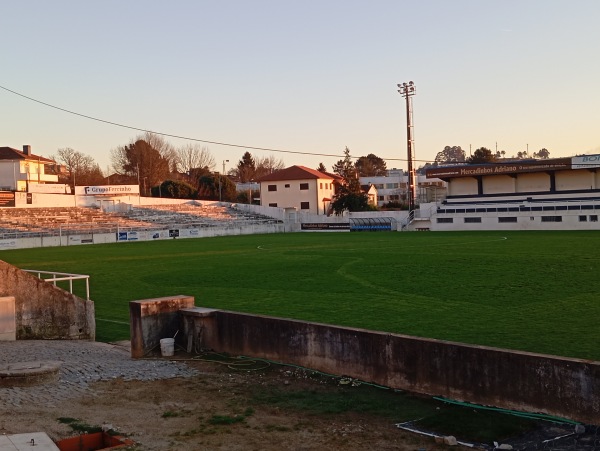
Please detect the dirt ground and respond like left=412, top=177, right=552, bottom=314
left=1, top=356, right=458, bottom=451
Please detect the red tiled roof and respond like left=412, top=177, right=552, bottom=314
left=0, top=147, right=54, bottom=163
left=257, top=165, right=337, bottom=182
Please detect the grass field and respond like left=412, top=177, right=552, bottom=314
left=2, top=230, right=599, bottom=361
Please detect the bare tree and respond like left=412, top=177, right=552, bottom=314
left=51, top=147, right=104, bottom=187
left=175, top=144, right=215, bottom=174
left=142, top=132, right=177, bottom=171
left=255, top=155, right=285, bottom=179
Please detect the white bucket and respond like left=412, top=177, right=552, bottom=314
left=160, top=338, right=175, bottom=357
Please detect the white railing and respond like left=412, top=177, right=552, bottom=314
left=24, top=270, right=90, bottom=300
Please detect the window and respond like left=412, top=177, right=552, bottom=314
left=437, top=218, right=453, bottom=223
left=374, top=184, right=384, bottom=189
left=541, top=216, right=562, bottom=222
left=320, top=183, right=323, bottom=189
left=268, top=203, right=277, bottom=207
left=385, top=183, right=398, bottom=189
left=591, top=215, right=598, bottom=222
left=464, top=217, right=482, bottom=223
left=579, top=215, right=588, bottom=222
left=388, top=195, right=399, bottom=201
left=300, top=202, right=310, bottom=210
left=300, top=183, right=309, bottom=190
left=378, top=195, right=384, bottom=201
left=268, top=185, right=277, bottom=192
left=498, top=217, right=517, bottom=223
left=284, top=184, right=290, bottom=188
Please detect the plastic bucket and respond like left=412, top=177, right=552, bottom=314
left=160, top=338, right=175, bottom=357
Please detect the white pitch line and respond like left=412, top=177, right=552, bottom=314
left=96, top=318, right=129, bottom=325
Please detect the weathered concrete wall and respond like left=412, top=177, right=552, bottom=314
left=179, top=308, right=600, bottom=425
left=0, top=260, right=95, bottom=340
left=129, top=295, right=195, bottom=358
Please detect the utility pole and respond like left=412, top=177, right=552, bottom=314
left=397, top=81, right=416, bottom=213
left=220, top=160, right=229, bottom=202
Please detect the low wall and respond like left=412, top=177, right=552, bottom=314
left=0, top=260, right=95, bottom=339
left=172, top=307, right=600, bottom=425
left=129, top=295, right=195, bottom=358
left=0, top=223, right=288, bottom=251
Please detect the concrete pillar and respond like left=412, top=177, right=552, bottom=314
left=129, top=295, right=195, bottom=358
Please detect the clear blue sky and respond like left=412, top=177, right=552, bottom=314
left=2, top=1, right=600, bottom=174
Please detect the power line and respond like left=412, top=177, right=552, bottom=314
left=0, top=84, right=431, bottom=163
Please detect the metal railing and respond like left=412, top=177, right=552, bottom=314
left=24, top=270, right=90, bottom=300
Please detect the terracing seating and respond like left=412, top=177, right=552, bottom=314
left=121, top=203, right=280, bottom=228
left=0, top=207, right=155, bottom=236
left=0, top=204, right=281, bottom=238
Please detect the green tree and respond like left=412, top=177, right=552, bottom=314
left=316, top=162, right=327, bottom=173
left=434, top=146, right=466, bottom=164
left=466, top=147, right=496, bottom=164
left=355, top=153, right=387, bottom=176
left=233, top=151, right=256, bottom=182
left=332, top=147, right=355, bottom=179
left=111, top=133, right=173, bottom=194
left=152, top=180, right=196, bottom=198
left=331, top=147, right=369, bottom=215
left=197, top=174, right=237, bottom=201
left=534, top=148, right=550, bottom=159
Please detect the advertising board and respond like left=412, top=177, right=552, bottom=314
left=75, top=185, right=139, bottom=196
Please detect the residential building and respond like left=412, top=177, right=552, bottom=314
left=360, top=169, right=446, bottom=207
left=258, top=166, right=339, bottom=215
left=0, top=145, right=58, bottom=192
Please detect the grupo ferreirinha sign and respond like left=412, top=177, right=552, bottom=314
left=75, top=185, right=140, bottom=196
left=426, top=158, right=571, bottom=179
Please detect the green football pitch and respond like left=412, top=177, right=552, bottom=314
left=2, top=230, right=599, bottom=361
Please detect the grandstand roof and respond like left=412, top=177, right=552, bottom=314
left=257, top=165, right=340, bottom=182
left=0, top=147, right=54, bottom=163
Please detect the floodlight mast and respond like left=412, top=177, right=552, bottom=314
left=397, top=81, right=416, bottom=215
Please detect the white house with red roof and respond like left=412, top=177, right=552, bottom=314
left=257, top=165, right=340, bottom=215
left=0, top=145, right=58, bottom=192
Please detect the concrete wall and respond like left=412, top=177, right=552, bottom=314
left=556, top=170, right=593, bottom=191
left=0, top=222, right=288, bottom=251
left=175, top=308, right=600, bottom=425
left=448, top=177, right=477, bottom=196
left=0, top=260, right=95, bottom=339
left=129, top=295, right=195, bottom=358
left=14, top=192, right=76, bottom=208
left=482, top=174, right=514, bottom=194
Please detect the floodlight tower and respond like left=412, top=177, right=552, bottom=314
left=397, top=81, right=416, bottom=214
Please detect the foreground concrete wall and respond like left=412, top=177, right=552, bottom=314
left=179, top=309, right=600, bottom=425
left=0, top=260, right=95, bottom=339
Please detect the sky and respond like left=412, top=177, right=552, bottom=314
left=2, top=1, right=600, bottom=174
